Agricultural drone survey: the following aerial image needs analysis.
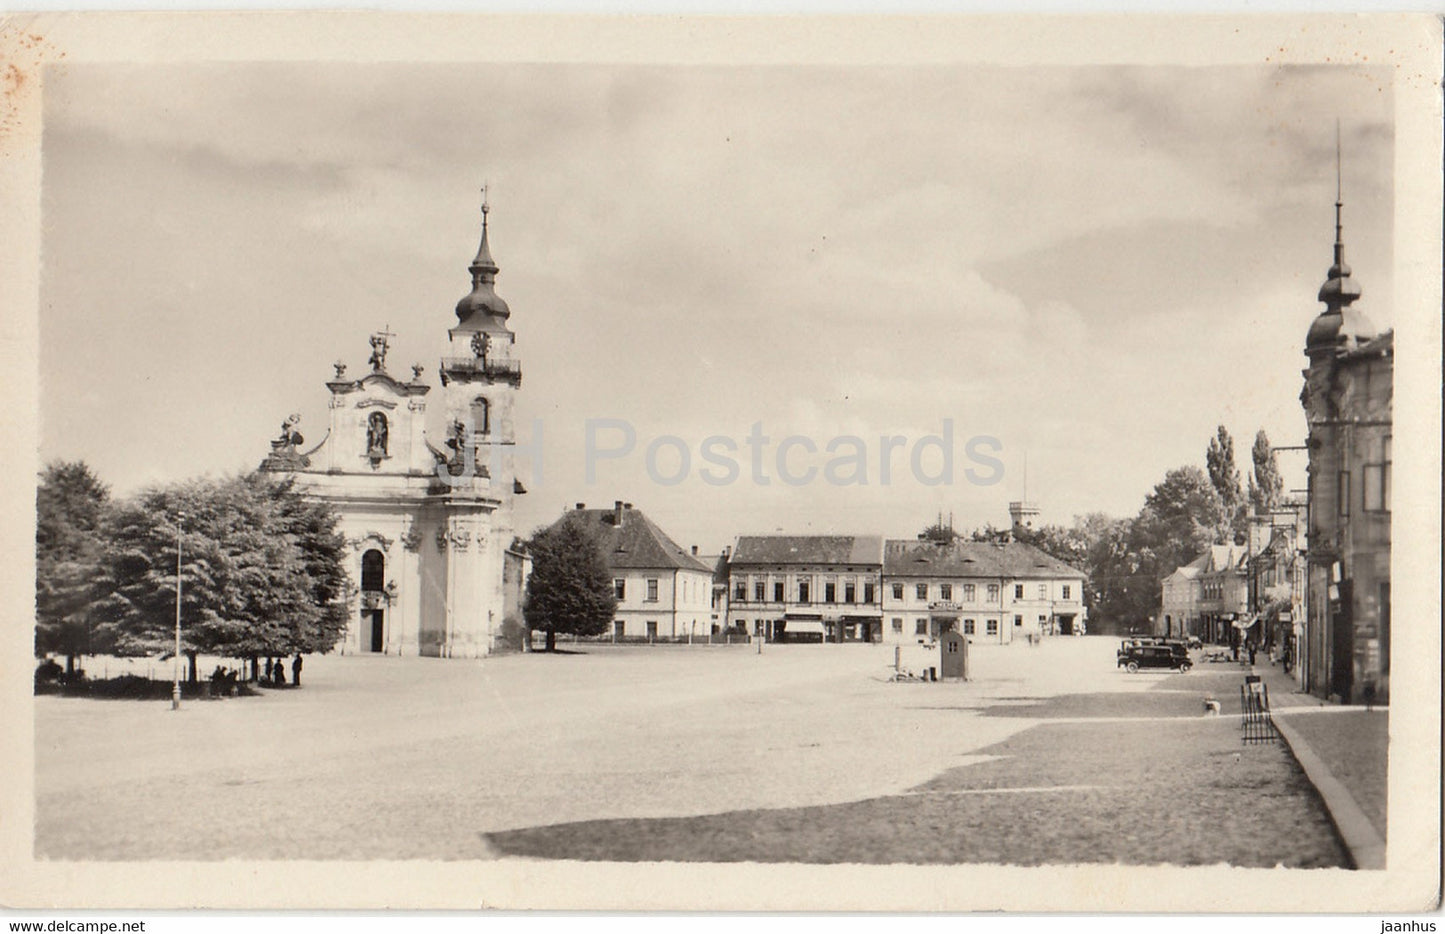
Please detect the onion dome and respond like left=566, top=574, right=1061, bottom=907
left=454, top=199, right=512, bottom=332
left=1306, top=177, right=1375, bottom=360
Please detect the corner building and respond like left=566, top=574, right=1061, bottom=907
left=260, top=199, right=527, bottom=657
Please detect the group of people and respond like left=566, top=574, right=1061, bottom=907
left=263, top=655, right=304, bottom=686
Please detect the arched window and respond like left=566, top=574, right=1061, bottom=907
left=472, top=396, right=491, bottom=435
left=366, top=412, right=389, bottom=457
left=361, top=549, right=385, bottom=593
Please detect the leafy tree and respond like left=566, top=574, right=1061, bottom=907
left=1205, top=425, right=1245, bottom=539
left=524, top=514, right=617, bottom=651
left=1249, top=430, right=1284, bottom=517
left=93, top=474, right=347, bottom=681
left=918, top=515, right=960, bottom=544
left=35, top=461, right=112, bottom=671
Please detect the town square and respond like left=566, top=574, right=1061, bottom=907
left=6, top=13, right=1441, bottom=919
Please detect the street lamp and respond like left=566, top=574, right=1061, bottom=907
left=173, top=511, right=184, bottom=711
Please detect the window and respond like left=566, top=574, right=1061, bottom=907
left=1038, top=615, right=1047, bottom=626
left=940, top=584, right=952, bottom=601
left=472, top=396, right=491, bottom=435
left=754, top=580, right=766, bottom=602
left=915, top=620, right=927, bottom=635
left=963, top=619, right=975, bottom=634
left=798, top=581, right=811, bottom=604
left=646, top=578, right=659, bottom=602
left=1014, top=615, right=1023, bottom=627
left=1365, top=437, right=1391, bottom=512
left=987, top=583, right=1000, bottom=602
left=613, top=621, right=624, bottom=639
left=891, top=617, right=903, bottom=632
left=774, top=581, right=784, bottom=602
left=613, top=578, right=626, bottom=600
left=734, top=581, right=746, bottom=601
left=916, top=583, right=928, bottom=600
left=1037, top=584, right=1047, bottom=600
left=986, top=619, right=999, bottom=635
left=825, top=582, right=837, bottom=603
left=864, top=583, right=875, bottom=604
left=892, top=583, right=904, bottom=600
left=361, top=549, right=385, bottom=592
left=1015, top=584, right=1024, bottom=600
left=1338, top=470, right=1351, bottom=518
left=646, top=620, right=657, bottom=640
left=845, top=582, right=857, bottom=603
left=962, top=583, right=975, bottom=601
left=1062, top=584, right=1071, bottom=600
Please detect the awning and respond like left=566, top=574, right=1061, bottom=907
left=780, top=619, right=826, bottom=635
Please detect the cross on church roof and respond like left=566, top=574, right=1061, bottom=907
left=368, top=325, right=396, bottom=372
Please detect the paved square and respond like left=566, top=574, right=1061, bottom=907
left=35, top=637, right=1343, bottom=864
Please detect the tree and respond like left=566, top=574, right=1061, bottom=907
left=1249, top=430, right=1284, bottom=517
left=523, top=514, right=617, bottom=651
left=92, top=473, right=348, bottom=680
left=1205, top=425, right=1245, bottom=539
left=35, top=461, right=112, bottom=671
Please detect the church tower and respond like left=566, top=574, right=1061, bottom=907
left=260, top=193, right=528, bottom=659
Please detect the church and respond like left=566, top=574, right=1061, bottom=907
left=260, top=197, right=529, bottom=657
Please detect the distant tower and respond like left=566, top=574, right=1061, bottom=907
left=1009, top=453, right=1040, bottom=533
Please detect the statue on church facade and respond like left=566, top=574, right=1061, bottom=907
left=367, top=411, right=389, bottom=459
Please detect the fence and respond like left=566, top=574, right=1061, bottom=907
left=1240, top=676, right=1277, bottom=744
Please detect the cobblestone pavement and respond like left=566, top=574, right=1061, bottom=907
left=1274, top=709, right=1388, bottom=839
left=484, top=690, right=1349, bottom=866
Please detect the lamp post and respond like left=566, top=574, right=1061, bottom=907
left=173, top=511, right=184, bottom=711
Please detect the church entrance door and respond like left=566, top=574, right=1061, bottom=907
left=367, top=610, right=385, bottom=653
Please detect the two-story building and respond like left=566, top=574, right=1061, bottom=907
left=725, top=536, right=884, bottom=642
left=551, top=501, right=714, bottom=642
left=881, top=539, right=1087, bottom=644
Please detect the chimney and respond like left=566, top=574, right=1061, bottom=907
left=723, top=545, right=731, bottom=558
left=624, top=502, right=633, bottom=510
left=575, top=502, right=586, bottom=511
left=614, top=500, right=624, bottom=525
left=691, top=545, right=699, bottom=555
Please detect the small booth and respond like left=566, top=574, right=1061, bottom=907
left=940, top=630, right=968, bottom=681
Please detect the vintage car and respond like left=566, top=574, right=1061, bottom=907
left=1117, top=642, right=1192, bottom=673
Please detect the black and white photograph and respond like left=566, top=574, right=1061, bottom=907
left=1, top=12, right=1440, bottom=917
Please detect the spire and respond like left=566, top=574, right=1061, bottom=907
left=454, top=186, right=512, bottom=330
left=1306, top=124, right=1375, bottom=359
left=1317, top=122, right=1361, bottom=312
left=470, top=185, right=498, bottom=283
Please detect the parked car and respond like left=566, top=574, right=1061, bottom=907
left=1117, top=642, right=1192, bottom=673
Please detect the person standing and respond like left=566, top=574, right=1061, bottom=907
left=264, top=658, right=274, bottom=682
left=291, top=654, right=303, bottom=686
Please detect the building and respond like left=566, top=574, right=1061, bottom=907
left=1246, top=514, right=1306, bottom=659
left=1157, top=543, right=1252, bottom=645
left=882, top=538, right=1087, bottom=644
left=726, top=536, right=884, bottom=642
left=1300, top=184, right=1392, bottom=704
left=546, top=502, right=714, bottom=642
left=259, top=197, right=527, bottom=657
left=1158, top=553, right=1208, bottom=640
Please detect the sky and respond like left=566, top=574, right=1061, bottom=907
left=38, top=61, right=1395, bottom=552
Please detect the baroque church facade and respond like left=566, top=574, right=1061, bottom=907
left=261, top=199, right=528, bottom=657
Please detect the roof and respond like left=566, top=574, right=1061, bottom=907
left=730, top=535, right=884, bottom=567
left=882, top=539, right=1085, bottom=580
left=553, top=506, right=712, bottom=573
